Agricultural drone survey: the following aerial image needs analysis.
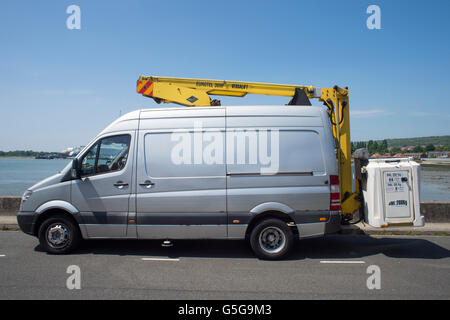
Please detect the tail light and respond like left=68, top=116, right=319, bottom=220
left=330, top=175, right=341, bottom=211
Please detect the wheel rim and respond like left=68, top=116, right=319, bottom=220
left=258, top=226, right=286, bottom=254
left=46, top=223, right=70, bottom=249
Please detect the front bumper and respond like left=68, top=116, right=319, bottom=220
left=17, top=211, right=36, bottom=236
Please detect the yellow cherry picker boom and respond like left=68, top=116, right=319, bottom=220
left=136, top=75, right=362, bottom=221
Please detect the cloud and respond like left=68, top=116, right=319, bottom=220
left=350, top=109, right=387, bottom=118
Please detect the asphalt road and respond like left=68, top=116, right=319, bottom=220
left=0, top=231, right=449, bottom=300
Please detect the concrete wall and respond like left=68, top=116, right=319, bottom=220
left=1, top=197, right=449, bottom=222
left=420, top=202, right=450, bottom=223
left=0, top=197, right=21, bottom=216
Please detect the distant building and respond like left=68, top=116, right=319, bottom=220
left=61, top=146, right=85, bottom=158
left=403, top=153, right=427, bottom=160
left=369, top=152, right=405, bottom=159
left=371, top=153, right=382, bottom=158
left=428, top=151, right=450, bottom=158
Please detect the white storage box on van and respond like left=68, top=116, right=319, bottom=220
left=362, top=158, right=425, bottom=228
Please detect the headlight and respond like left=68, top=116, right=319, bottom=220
left=22, top=190, right=32, bottom=201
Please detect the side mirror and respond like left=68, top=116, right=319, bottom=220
left=71, top=158, right=81, bottom=179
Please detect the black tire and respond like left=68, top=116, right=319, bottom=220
left=249, top=218, right=294, bottom=260
left=38, top=214, right=81, bottom=254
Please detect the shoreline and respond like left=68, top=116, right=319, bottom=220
left=420, top=163, right=450, bottom=171
left=0, top=156, right=69, bottom=159
left=0, top=156, right=35, bottom=159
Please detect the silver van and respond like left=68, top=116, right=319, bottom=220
left=17, top=106, right=341, bottom=259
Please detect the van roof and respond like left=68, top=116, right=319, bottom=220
left=99, top=105, right=326, bottom=136
left=139, top=105, right=325, bottom=118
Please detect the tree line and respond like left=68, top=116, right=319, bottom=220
left=0, top=150, right=56, bottom=157
left=351, top=140, right=450, bottom=155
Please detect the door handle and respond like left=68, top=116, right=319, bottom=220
left=114, top=181, right=129, bottom=189
left=139, top=180, right=155, bottom=188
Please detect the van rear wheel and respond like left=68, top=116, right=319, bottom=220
left=249, top=218, right=294, bottom=260
left=38, top=215, right=81, bottom=254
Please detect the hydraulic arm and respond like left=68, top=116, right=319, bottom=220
left=137, top=76, right=360, bottom=220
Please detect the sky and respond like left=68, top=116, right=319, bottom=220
left=0, top=0, right=449, bottom=152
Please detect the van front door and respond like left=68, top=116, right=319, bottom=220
left=72, top=133, right=134, bottom=238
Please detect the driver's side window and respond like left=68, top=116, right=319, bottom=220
left=80, top=134, right=131, bottom=176
left=80, top=142, right=98, bottom=176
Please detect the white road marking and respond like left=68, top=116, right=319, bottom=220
left=0, top=255, right=5, bottom=257
left=142, top=257, right=180, bottom=262
left=320, top=260, right=365, bottom=264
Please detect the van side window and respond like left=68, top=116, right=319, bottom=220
left=80, top=135, right=131, bottom=176
left=80, top=142, right=98, bottom=176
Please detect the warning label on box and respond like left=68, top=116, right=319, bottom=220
left=385, top=172, right=405, bottom=193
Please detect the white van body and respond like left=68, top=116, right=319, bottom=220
left=18, top=105, right=341, bottom=258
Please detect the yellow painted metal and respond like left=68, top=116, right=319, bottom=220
left=137, top=76, right=317, bottom=103
left=136, top=75, right=361, bottom=218
left=157, top=82, right=211, bottom=106
left=318, top=86, right=360, bottom=219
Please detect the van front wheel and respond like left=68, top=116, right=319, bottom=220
left=38, top=215, right=81, bottom=254
left=249, top=218, right=294, bottom=260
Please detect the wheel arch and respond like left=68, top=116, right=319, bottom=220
left=245, top=210, right=299, bottom=239
left=33, top=201, right=81, bottom=236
